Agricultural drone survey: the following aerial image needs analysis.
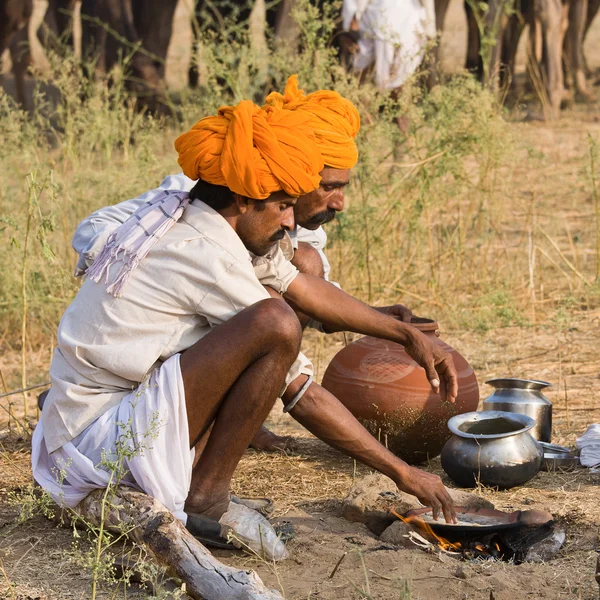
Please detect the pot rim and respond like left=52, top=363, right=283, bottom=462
left=408, top=316, right=439, bottom=332
left=485, top=378, right=552, bottom=391
left=447, top=410, right=537, bottom=439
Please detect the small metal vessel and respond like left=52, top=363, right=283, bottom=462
left=482, top=378, right=552, bottom=442
left=539, top=442, right=579, bottom=472
left=441, top=411, right=543, bottom=489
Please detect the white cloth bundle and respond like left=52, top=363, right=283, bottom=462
left=576, top=424, right=600, bottom=472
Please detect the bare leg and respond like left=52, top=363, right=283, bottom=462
left=249, top=243, right=326, bottom=453
left=180, top=298, right=302, bottom=519
left=249, top=424, right=294, bottom=453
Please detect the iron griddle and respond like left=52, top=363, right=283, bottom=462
left=403, top=507, right=523, bottom=535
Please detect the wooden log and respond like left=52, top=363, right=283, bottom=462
left=72, top=487, right=283, bottom=600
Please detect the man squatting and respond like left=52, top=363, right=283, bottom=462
left=32, top=76, right=458, bottom=548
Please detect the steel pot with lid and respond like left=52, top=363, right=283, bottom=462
left=482, top=378, right=552, bottom=442
left=441, top=411, right=543, bottom=489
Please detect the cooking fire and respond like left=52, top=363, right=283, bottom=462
left=389, top=507, right=565, bottom=564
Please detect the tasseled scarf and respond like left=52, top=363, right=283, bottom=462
left=87, top=190, right=190, bottom=297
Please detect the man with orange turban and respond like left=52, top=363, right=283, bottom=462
left=33, top=98, right=326, bottom=547
left=71, top=76, right=416, bottom=452
left=40, top=88, right=459, bottom=548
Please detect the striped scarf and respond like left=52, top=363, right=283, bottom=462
left=87, top=190, right=190, bottom=297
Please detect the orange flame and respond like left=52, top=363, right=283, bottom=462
left=390, top=509, right=462, bottom=552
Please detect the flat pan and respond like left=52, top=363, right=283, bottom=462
left=542, top=453, right=579, bottom=471
left=538, top=442, right=571, bottom=454
left=403, top=507, right=523, bottom=534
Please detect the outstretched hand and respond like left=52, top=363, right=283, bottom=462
left=375, top=304, right=413, bottom=323
left=404, top=330, right=458, bottom=403
left=397, top=467, right=456, bottom=523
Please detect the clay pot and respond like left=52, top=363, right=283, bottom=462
left=321, top=318, right=479, bottom=464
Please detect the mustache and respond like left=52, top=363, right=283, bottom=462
left=307, top=208, right=337, bottom=227
left=269, top=229, right=286, bottom=242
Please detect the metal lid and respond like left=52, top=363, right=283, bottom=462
left=485, top=378, right=552, bottom=391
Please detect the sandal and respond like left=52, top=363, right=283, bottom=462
left=230, top=495, right=274, bottom=517
left=185, top=511, right=294, bottom=550
left=185, top=512, right=237, bottom=550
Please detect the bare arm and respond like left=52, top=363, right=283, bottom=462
left=284, top=273, right=458, bottom=402
left=282, top=377, right=456, bottom=523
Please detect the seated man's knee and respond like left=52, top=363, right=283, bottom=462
left=251, top=298, right=302, bottom=354
left=292, top=242, right=325, bottom=279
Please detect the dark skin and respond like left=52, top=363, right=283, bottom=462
left=283, top=274, right=457, bottom=524
left=182, top=190, right=457, bottom=523
left=293, top=167, right=413, bottom=325
left=182, top=192, right=299, bottom=519
left=287, top=377, right=455, bottom=523
left=293, top=167, right=349, bottom=230
left=251, top=167, right=413, bottom=452
left=226, top=190, right=296, bottom=256
left=261, top=275, right=457, bottom=522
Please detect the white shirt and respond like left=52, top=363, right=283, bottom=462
left=72, top=173, right=333, bottom=281
left=43, top=199, right=313, bottom=454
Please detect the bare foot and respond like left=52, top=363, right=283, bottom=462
left=250, top=425, right=296, bottom=453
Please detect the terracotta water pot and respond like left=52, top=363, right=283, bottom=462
left=321, top=318, right=479, bottom=464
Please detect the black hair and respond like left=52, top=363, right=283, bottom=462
left=189, top=178, right=235, bottom=211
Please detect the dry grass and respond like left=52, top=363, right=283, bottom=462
left=1, top=0, right=600, bottom=598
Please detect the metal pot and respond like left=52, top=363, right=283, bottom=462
left=441, top=411, right=543, bottom=489
left=482, top=378, right=552, bottom=442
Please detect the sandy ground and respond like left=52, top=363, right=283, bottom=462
left=2, top=314, right=600, bottom=600
left=2, top=1, right=600, bottom=599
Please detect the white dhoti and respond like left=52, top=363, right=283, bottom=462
left=32, top=354, right=194, bottom=523
left=343, top=0, right=435, bottom=90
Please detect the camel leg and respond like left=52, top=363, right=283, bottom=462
left=583, top=0, right=600, bottom=77
left=484, top=0, right=510, bottom=90
left=464, top=0, right=482, bottom=78
left=8, top=27, right=30, bottom=108
left=536, top=0, right=568, bottom=118
left=426, top=0, right=451, bottom=87
left=565, top=0, right=591, bottom=99
left=500, top=0, right=530, bottom=89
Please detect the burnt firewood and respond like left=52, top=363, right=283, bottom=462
left=502, top=522, right=554, bottom=561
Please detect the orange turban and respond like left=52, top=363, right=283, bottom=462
left=174, top=100, right=324, bottom=199
left=264, top=75, right=360, bottom=170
